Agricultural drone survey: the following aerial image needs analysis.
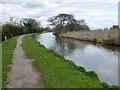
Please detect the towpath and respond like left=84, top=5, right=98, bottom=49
left=7, top=35, right=42, bottom=88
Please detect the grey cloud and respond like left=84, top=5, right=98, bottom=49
left=1, top=0, right=119, bottom=3
left=1, top=1, right=118, bottom=29
left=21, top=2, right=46, bottom=8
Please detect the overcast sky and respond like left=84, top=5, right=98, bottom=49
left=1, top=0, right=119, bottom=29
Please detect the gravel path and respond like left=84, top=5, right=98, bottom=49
left=7, top=35, right=42, bottom=88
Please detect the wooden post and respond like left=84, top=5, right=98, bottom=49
left=4, top=36, right=7, bottom=42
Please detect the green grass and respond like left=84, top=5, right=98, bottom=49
left=2, top=37, right=17, bottom=88
left=0, top=43, right=2, bottom=90
left=22, top=35, right=103, bottom=88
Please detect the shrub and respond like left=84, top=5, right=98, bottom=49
left=76, top=66, right=86, bottom=72
left=100, top=82, right=110, bottom=88
left=85, top=71, right=98, bottom=78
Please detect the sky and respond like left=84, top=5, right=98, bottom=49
left=0, top=0, right=120, bottom=29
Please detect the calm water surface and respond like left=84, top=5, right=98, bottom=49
left=36, top=32, right=119, bottom=86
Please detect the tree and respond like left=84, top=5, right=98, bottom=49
left=21, top=18, right=41, bottom=33
left=48, top=13, right=89, bottom=35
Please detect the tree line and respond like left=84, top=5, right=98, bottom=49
left=1, top=14, right=90, bottom=41
left=1, top=17, right=44, bottom=41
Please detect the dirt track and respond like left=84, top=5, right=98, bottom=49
left=7, top=35, right=42, bottom=88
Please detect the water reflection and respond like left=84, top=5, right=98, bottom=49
left=36, top=32, right=119, bottom=86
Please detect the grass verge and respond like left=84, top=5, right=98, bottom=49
left=2, top=37, right=17, bottom=88
left=22, top=35, right=103, bottom=88
left=0, top=43, right=2, bottom=90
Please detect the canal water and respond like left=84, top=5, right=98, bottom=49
left=35, top=32, right=119, bottom=86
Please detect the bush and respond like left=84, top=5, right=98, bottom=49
left=100, top=82, right=110, bottom=88
left=76, top=66, right=86, bottom=72
left=85, top=71, right=98, bottom=78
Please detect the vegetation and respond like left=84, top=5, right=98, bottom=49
left=60, top=30, right=120, bottom=46
left=48, top=13, right=89, bottom=35
left=2, top=17, right=44, bottom=41
left=110, top=25, right=119, bottom=30
left=1, top=35, right=119, bottom=88
left=2, top=37, right=17, bottom=88
left=0, top=43, right=2, bottom=89
left=22, top=35, right=103, bottom=88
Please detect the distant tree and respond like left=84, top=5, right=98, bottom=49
left=48, top=14, right=75, bottom=26
left=110, top=25, right=119, bottom=30
left=113, top=25, right=119, bottom=29
left=48, top=13, right=89, bottom=35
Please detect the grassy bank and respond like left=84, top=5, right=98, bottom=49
left=22, top=35, right=103, bottom=88
left=60, top=30, right=120, bottom=46
left=0, top=43, right=2, bottom=89
left=2, top=37, right=17, bottom=88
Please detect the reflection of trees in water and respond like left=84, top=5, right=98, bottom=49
left=55, top=37, right=76, bottom=55
left=55, top=37, right=66, bottom=55
left=55, top=37, right=87, bottom=55
left=42, top=33, right=120, bottom=56
left=101, top=45, right=120, bottom=52
left=54, top=36, right=120, bottom=56
left=80, top=41, right=120, bottom=52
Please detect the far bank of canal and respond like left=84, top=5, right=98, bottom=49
left=35, top=32, right=119, bottom=86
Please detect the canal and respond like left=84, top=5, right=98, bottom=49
left=35, top=32, right=119, bottom=86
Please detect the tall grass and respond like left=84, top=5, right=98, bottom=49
left=60, top=30, right=120, bottom=46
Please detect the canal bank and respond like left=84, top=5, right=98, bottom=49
left=60, top=30, right=120, bottom=46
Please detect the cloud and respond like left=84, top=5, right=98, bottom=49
left=1, top=1, right=119, bottom=29
left=1, top=0, right=119, bottom=3
left=88, top=12, right=102, bottom=17
left=118, top=1, right=120, bottom=26
left=21, top=2, right=45, bottom=8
